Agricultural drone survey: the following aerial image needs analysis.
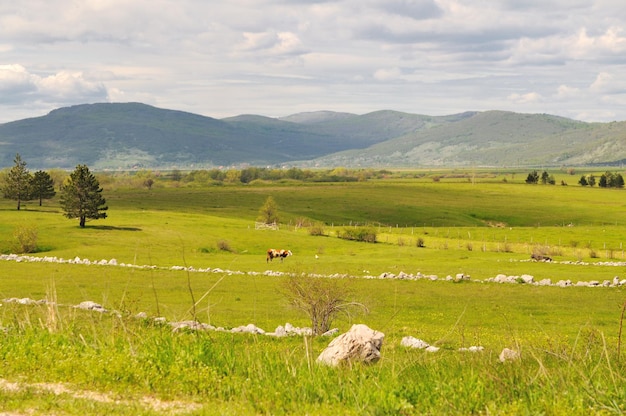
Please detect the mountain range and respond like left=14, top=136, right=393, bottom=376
left=0, top=102, right=625, bottom=170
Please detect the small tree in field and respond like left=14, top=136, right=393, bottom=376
left=13, top=224, right=38, bottom=253
left=282, top=275, right=367, bottom=335
left=257, top=196, right=279, bottom=225
left=3, top=153, right=32, bottom=210
left=60, top=165, right=108, bottom=228
left=30, top=170, right=56, bottom=206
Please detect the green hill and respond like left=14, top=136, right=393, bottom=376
left=0, top=103, right=625, bottom=169
left=306, top=111, right=626, bottom=167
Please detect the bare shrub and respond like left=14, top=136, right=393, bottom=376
left=13, top=224, right=38, bottom=253
left=294, top=217, right=314, bottom=228
left=216, top=240, right=233, bottom=252
left=397, top=237, right=405, bottom=246
left=589, top=248, right=598, bottom=258
left=282, top=275, right=367, bottom=335
left=416, top=237, right=425, bottom=248
left=466, top=242, right=473, bottom=251
left=549, top=246, right=563, bottom=257
left=532, top=245, right=550, bottom=258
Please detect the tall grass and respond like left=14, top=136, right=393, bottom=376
left=1, top=300, right=625, bottom=414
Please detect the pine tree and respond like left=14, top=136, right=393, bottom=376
left=588, top=174, right=596, bottom=187
left=60, top=165, right=108, bottom=228
left=2, top=153, right=33, bottom=210
left=31, top=170, right=56, bottom=206
left=525, top=170, right=539, bottom=184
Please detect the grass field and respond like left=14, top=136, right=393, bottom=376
left=2, top=173, right=626, bottom=414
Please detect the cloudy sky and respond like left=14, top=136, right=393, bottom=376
left=1, top=0, right=625, bottom=124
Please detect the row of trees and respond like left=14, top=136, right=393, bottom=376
left=578, top=172, right=625, bottom=188
left=3, top=154, right=56, bottom=209
left=1, top=154, right=108, bottom=227
left=525, top=170, right=556, bottom=185
left=526, top=170, right=625, bottom=188
left=174, top=166, right=391, bottom=185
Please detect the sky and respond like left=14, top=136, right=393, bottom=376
left=1, top=0, right=625, bottom=124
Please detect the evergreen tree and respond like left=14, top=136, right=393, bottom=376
left=30, top=170, right=56, bottom=206
left=615, top=173, right=625, bottom=188
left=599, top=173, right=608, bottom=188
left=525, top=170, right=539, bottom=184
left=578, top=175, right=588, bottom=186
left=2, top=153, right=32, bottom=210
left=588, top=174, right=596, bottom=187
left=60, top=165, right=108, bottom=228
left=540, top=171, right=549, bottom=184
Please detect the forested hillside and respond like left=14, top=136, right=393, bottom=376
left=0, top=103, right=625, bottom=169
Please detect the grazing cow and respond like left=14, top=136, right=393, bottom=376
left=267, top=249, right=293, bottom=263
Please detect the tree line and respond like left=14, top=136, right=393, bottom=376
left=525, top=170, right=625, bottom=188
left=1, top=154, right=108, bottom=227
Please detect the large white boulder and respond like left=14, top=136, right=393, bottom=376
left=317, top=324, right=384, bottom=366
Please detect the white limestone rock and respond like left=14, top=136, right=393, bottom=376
left=317, top=324, right=384, bottom=366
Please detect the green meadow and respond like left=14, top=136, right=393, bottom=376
left=2, top=171, right=626, bottom=414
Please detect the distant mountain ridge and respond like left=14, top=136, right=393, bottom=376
left=0, top=102, right=624, bottom=169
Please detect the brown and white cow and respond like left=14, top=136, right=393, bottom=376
left=267, top=249, right=293, bottom=263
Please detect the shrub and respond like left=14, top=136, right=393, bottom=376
left=216, top=240, right=233, bottom=252
left=13, top=224, right=38, bottom=253
left=416, top=237, right=425, bottom=248
left=338, top=226, right=377, bottom=243
left=281, top=275, right=367, bottom=335
left=308, top=223, right=325, bottom=236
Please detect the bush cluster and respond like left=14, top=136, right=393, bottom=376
left=337, top=226, right=377, bottom=243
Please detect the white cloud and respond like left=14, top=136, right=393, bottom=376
left=508, top=92, right=543, bottom=104
left=556, top=84, right=580, bottom=99
left=0, top=64, right=108, bottom=105
left=590, top=71, right=626, bottom=94
left=1, top=0, right=626, bottom=123
left=373, top=67, right=404, bottom=81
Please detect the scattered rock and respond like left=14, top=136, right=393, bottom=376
left=499, top=348, right=520, bottom=362
left=3, top=252, right=626, bottom=288
left=401, top=336, right=440, bottom=352
left=322, top=328, right=339, bottom=337
left=75, top=301, right=107, bottom=313
left=170, top=320, right=215, bottom=332
left=230, top=323, right=265, bottom=334
left=317, top=324, right=384, bottom=366
left=3, top=297, right=45, bottom=305
left=459, top=345, right=484, bottom=352
left=267, top=323, right=314, bottom=337
left=401, top=336, right=430, bottom=349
